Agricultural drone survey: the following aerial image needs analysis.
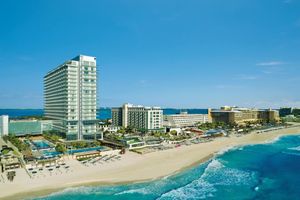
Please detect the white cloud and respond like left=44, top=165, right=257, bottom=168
left=236, top=74, right=258, bottom=80
left=256, top=61, right=285, bottom=66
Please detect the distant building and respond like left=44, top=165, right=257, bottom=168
left=163, top=111, right=211, bottom=128
left=0, top=115, right=9, bottom=137
left=279, top=107, right=293, bottom=117
left=9, top=120, right=41, bottom=136
left=111, top=107, right=123, bottom=127
left=112, top=103, right=163, bottom=131
left=44, top=55, right=101, bottom=140
left=211, top=106, right=280, bottom=124
left=279, top=107, right=300, bottom=117
left=292, top=108, right=300, bottom=116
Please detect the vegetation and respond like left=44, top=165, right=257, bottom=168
left=2, top=135, right=31, bottom=152
left=170, top=135, right=189, bottom=141
left=104, top=133, right=124, bottom=141
left=170, top=130, right=178, bottom=136
left=125, top=126, right=134, bottom=133
left=55, top=143, right=67, bottom=153
left=117, top=128, right=126, bottom=134
left=116, top=126, right=135, bottom=134
left=67, top=141, right=101, bottom=149
left=281, top=116, right=300, bottom=123
left=43, top=131, right=63, bottom=143
left=197, top=122, right=227, bottom=130
left=150, top=132, right=171, bottom=140
left=1, top=148, right=11, bottom=155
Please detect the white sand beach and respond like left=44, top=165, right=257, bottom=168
left=1, top=126, right=300, bottom=200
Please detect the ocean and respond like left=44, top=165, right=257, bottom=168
left=0, top=108, right=208, bottom=120
left=32, top=134, right=300, bottom=200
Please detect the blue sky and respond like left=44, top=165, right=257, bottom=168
left=0, top=0, right=299, bottom=108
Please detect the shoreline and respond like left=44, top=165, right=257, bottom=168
left=1, top=126, right=300, bottom=200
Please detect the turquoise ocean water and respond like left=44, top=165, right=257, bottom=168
left=32, top=134, right=300, bottom=200
left=0, top=108, right=208, bottom=120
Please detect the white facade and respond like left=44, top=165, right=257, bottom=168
left=112, top=103, right=163, bottom=131
left=98, top=124, right=121, bottom=133
left=163, top=112, right=210, bottom=128
left=0, top=115, right=9, bottom=137
left=44, top=55, right=99, bottom=140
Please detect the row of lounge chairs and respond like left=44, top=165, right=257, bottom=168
left=27, top=162, right=72, bottom=178
left=80, top=154, right=122, bottom=167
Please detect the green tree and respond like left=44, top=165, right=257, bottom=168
left=170, top=130, right=178, bottom=136
left=125, top=126, right=134, bottom=133
left=55, top=143, right=67, bottom=153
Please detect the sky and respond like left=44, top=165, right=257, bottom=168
left=0, top=0, right=300, bottom=109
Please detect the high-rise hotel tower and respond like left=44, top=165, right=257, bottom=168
left=44, top=55, right=100, bottom=140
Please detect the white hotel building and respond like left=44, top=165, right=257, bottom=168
left=44, top=55, right=101, bottom=140
left=112, top=103, right=163, bottom=131
left=163, top=111, right=211, bottom=128
left=0, top=115, right=9, bottom=137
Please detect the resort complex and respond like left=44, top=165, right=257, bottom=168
left=210, top=106, right=280, bottom=125
left=0, top=55, right=299, bottom=200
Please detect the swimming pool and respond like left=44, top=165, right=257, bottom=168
left=31, top=140, right=54, bottom=150
left=39, top=146, right=107, bottom=158
left=68, top=146, right=105, bottom=154
left=41, top=150, right=62, bottom=158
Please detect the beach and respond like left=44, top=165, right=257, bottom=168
left=1, top=126, right=300, bottom=200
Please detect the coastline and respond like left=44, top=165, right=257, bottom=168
left=1, top=126, right=300, bottom=200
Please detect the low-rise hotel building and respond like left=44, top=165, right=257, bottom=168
left=112, top=103, right=163, bottom=131
left=163, top=111, right=211, bottom=128
left=211, top=106, right=280, bottom=124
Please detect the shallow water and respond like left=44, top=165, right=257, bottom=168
left=33, top=134, right=300, bottom=200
